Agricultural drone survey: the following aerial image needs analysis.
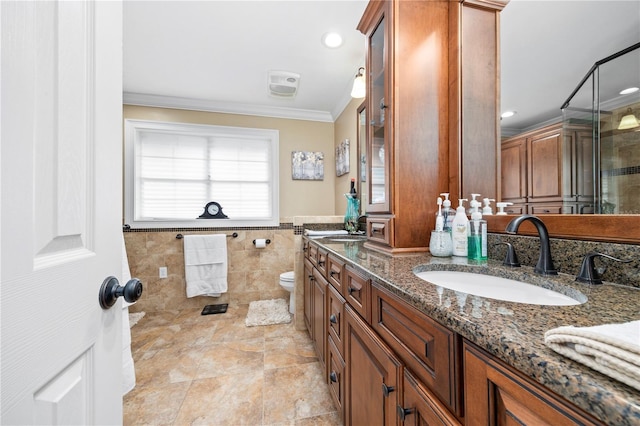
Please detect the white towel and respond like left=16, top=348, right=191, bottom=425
left=544, top=320, right=640, bottom=391
left=184, top=234, right=228, bottom=298
left=304, top=229, right=349, bottom=236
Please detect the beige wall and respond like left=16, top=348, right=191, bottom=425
left=124, top=105, right=337, bottom=218
left=333, top=97, right=363, bottom=216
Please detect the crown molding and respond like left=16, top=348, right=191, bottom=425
left=123, top=92, right=335, bottom=123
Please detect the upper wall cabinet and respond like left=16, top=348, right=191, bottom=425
left=358, top=0, right=507, bottom=253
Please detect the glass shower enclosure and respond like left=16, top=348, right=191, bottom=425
left=561, top=42, right=640, bottom=214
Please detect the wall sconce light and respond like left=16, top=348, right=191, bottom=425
left=618, top=107, right=640, bottom=130
left=350, top=67, right=366, bottom=99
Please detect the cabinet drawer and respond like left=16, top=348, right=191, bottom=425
left=366, top=217, right=393, bottom=246
left=308, top=243, right=319, bottom=267
left=504, top=204, right=525, bottom=215
left=327, top=336, right=345, bottom=419
left=327, top=254, right=345, bottom=293
left=463, top=341, right=603, bottom=426
left=372, top=283, right=462, bottom=417
left=343, top=265, right=371, bottom=323
left=530, top=204, right=563, bottom=214
left=317, top=247, right=329, bottom=277
left=328, top=284, right=346, bottom=356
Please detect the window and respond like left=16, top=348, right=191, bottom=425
left=124, top=119, right=279, bottom=228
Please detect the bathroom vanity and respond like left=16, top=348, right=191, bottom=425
left=303, top=236, right=640, bottom=425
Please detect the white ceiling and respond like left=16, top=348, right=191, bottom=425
left=123, top=0, right=369, bottom=122
left=123, top=1, right=640, bottom=128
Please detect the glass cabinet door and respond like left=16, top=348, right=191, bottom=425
left=357, top=102, right=368, bottom=213
left=367, top=10, right=390, bottom=213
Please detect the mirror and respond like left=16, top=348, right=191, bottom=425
left=496, top=1, right=640, bottom=242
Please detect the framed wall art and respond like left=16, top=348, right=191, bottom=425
left=292, top=151, right=324, bottom=180
left=336, top=139, right=350, bottom=177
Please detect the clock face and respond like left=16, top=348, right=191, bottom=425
left=207, top=203, right=220, bottom=216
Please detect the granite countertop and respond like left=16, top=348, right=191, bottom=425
left=310, top=237, right=640, bottom=426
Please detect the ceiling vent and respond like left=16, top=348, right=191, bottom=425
left=268, top=71, right=300, bottom=98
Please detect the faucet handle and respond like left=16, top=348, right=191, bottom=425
left=575, top=252, right=632, bottom=285
left=496, top=242, right=520, bottom=267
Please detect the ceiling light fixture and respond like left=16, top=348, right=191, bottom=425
left=350, top=67, right=366, bottom=99
left=501, top=111, right=517, bottom=119
left=618, top=108, right=640, bottom=130
left=619, top=87, right=640, bottom=95
left=322, top=32, right=343, bottom=48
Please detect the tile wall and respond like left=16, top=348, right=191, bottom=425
left=124, top=227, right=295, bottom=313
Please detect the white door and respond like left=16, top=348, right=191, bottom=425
left=1, top=1, right=124, bottom=424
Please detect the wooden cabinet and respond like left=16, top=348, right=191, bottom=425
left=372, top=283, right=462, bottom=418
left=303, top=258, right=313, bottom=333
left=463, top=341, right=604, bottom=426
left=501, top=123, right=594, bottom=214
left=344, top=264, right=371, bottom=323
left=344, top=305, right=402, bottom=426
left=400, top=369, right=461, bottom=426
left=358, top=0, right=505, bottom=253
left=312, top=267, right=327, bottom=369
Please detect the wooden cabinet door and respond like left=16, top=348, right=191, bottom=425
left=463, top=342, right=603, bottom=426
left=303, top=259, right=313, bottom=334
left=312, top=267, right=328, bottom=369
left=400, top=370, right=460, bottom=426
left=528, top=129, right=563, bottom=202
left=501, top=138, right=527, bottom=204
left=345, top=305, right=402, bottom=426
left=372, top=284, right=462, bottom=417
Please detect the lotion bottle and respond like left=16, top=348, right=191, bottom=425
left=482, top=198, right=495, bottom=215
left=452, top=199, right=469, bottom=257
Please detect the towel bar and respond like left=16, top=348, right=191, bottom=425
left=176, top=232, right=238, bottom=239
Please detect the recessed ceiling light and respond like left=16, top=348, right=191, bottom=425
left=322, top=32, right=343, bottom=48
left=620, top=87, right=639, bottom=95
left=501, top=111, right=517, bottom=119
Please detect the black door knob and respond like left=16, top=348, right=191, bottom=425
left=99, top=276, right=143, bottom=309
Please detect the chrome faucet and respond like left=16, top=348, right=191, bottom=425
left=505, top=214, right=557, bottom=275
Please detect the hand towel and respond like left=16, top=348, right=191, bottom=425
left=304, top=229, right=349, bottom=236
left=183, top=234, right=228, bottom=298
left=544, top=320, right=640, bottom=391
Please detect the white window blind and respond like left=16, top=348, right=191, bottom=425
left=125, top=120, right=279, bottom=228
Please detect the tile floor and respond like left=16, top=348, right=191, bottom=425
left=124, top=303, right=342, bottom=425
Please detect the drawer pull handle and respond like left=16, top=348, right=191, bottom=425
left=382, top=383, right=395, bottom=397
left=397, top=405, right=414, bottom=421
left=330, top=371, right=338, bottom=383
left=329, top=314, right=338, bottom=324
left=318, top=260, right=325, bottom=266
left=308, top=274, right=314, bottom=281
left=348, top=286, right=357, bottom=295
left=329, top=270, right=337, bottom=277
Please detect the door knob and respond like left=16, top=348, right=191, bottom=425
left=99, top=276, right=143, bottom=309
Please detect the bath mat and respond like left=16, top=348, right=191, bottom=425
left=245, top=298, right=292, bottom=327
left=202, top=303, right=228, bottom=315
left=129, top=312, right=145, bottom=327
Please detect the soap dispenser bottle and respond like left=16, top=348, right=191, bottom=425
left=468, top=206, right=487, bottom=261
left=439, top=193, right=455, bottom=232
left=452, top=199, right=469, bottom=257
left=482, top=198, right=495, bottom=215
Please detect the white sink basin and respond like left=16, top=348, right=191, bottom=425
left=414, top=270, right=586, bottom=306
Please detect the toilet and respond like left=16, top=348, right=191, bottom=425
left=279, top=271, right=295, bottom=314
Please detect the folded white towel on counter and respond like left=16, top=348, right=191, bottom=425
left=304, top=229, right=349, bottom=236
left=183, top=234, right=228, bottom=298
left=544, top=320, right=640, bottom=391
